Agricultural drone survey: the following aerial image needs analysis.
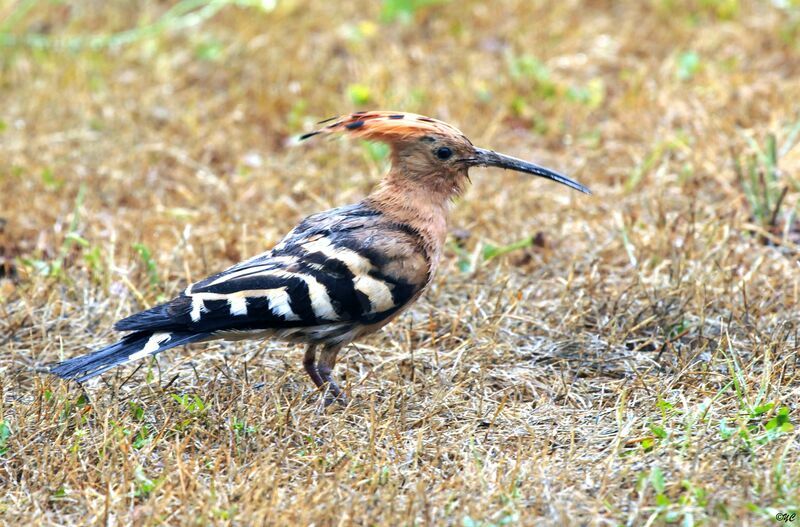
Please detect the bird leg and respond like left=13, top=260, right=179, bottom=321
left=303, top=344, right=324, bottom=388
left=317, top=343, right=347, bottom=406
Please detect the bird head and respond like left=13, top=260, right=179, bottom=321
left=300, top=111, right=590, bottom=200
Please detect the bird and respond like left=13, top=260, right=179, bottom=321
left=50, top=111, right=590, bottom=405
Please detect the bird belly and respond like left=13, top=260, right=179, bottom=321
left=212, top=322, right=359, bottom=346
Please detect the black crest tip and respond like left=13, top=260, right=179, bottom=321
left=299, top=131, right=321, bottom=141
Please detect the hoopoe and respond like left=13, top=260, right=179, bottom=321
left=51, top=111, right=590, bottom=405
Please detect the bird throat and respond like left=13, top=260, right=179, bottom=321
left=366, top=169, right=462, bottom=269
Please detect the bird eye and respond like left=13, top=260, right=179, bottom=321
left=435, top=147, right=453, bottom=160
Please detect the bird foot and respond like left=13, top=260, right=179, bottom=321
left=321, top=380, right=348, bottom=408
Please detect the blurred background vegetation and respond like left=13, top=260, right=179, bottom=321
left=2, top=0, right=799, bottom=289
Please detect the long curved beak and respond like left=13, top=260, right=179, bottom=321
left=468, top=147, right=591, bottom=195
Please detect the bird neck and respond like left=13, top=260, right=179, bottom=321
left=365, top=170, right=455, bottom=265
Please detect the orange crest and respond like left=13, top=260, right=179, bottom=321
left=300, top=111, right=469, bottom=143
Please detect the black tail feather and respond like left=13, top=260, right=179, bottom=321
left=114, top=297, right=191, bottom=332
left=50, top=330, right=210, bottom=382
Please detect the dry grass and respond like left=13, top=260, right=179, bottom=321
left=2, top=0, right=800, bottom=525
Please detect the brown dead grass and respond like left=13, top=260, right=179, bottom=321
left=2, top=0, right=800, bottom=525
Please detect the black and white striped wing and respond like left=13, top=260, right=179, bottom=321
left=114, top=204, right=428, bottom=337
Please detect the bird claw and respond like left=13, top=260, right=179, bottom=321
left=324, top=392, right=349, bottom=408
left=322, top=381, right=348, bottom=408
